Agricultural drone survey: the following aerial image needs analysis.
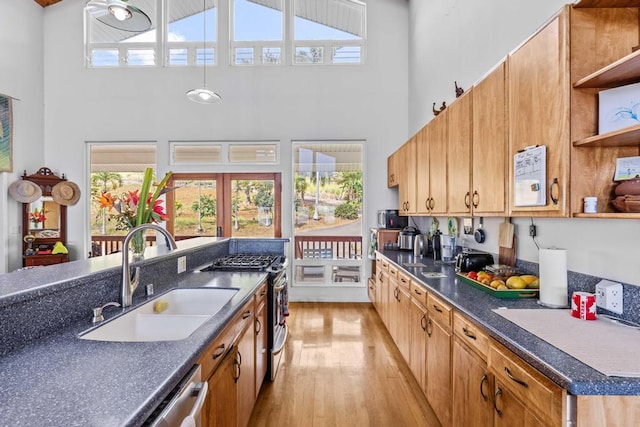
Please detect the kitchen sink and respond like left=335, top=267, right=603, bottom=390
left=79, top=288, right=238, bottom=342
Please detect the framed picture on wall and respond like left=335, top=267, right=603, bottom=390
left=0, top=94, right=13, bottom=172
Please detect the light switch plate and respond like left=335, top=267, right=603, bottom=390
left=177, top=256, right=187, bottom=274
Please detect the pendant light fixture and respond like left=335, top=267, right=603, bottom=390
left=86, top=0, right=152, bottom=33
left=187, top=0, right=222, bottom=104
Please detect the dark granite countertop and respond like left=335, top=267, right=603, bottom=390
left=379, top=249, right=640, bottom=396
left=0, top=264, right=268, bottom=426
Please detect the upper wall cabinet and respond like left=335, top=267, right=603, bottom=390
left=398, top=136, right=417, bottom=215
left=472, top=62, right=509, bottom=216
left=417, top=111, right=448, bottom=215
left=569, top=4, right=640, bottom=217
left=447, top=90, right=473, bottom=216
left=388, top=150, right=399, bottom=188
left=508, top=7, right=571, bottom=217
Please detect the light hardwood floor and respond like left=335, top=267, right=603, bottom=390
left=248, top=302, right=441, bottom=426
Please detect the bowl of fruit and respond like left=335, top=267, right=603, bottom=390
left=458, top=268, right=539, bottom=298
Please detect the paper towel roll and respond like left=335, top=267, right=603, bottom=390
left=538, top=248, right=568, bottom=308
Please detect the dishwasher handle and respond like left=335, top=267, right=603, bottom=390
left=180, top=381, right=208, bottom=427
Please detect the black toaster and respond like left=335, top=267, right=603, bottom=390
left=455, top=251, right=494, bottom=273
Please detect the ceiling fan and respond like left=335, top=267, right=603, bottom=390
left=85, top=0, right=151, bottom=32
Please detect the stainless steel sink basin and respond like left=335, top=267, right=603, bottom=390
left=80, top=288, right=238, bottom=342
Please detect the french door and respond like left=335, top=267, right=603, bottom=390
left=166, top=173, right=281, bottom=238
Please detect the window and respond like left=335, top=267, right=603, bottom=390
left=88, top=143, right=158, bottom=255
left=85, top=0, right=366, bottom=67
left=292, top=142, right=364, bottom=287
left=85, top=3, right=158, bottom=67
left=170, top=142, right=222, bottom=165
left=167, top=0, right=218, bottom=66
left=293, top=0, right=366, bottom=64
left=170, top=141, right=279, bottom=165
left=231, top=0, right=284, bottom=65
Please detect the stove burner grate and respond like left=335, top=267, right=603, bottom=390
left=207, top=253, right=280, bottom=271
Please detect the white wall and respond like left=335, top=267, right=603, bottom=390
left=19, top=0, right=408, bottom=300
left=0, top=0, right=45, bottom=272
left=408, top=0, right=640, bottom=287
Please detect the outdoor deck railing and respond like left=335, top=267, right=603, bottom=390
left=294, top=235, right=363, bottom=260
left=90, top=235, right=195, bottom=257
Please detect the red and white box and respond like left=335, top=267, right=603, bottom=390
left=571, top=292, right=597, bottom=320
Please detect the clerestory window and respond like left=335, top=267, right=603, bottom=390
left=85, top=0, right=366, bottom=68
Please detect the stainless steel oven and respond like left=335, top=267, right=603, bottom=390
left=268, top=260, right=289, bottom=381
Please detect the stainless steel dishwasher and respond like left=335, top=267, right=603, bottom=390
left=145, top=364, right=208, bottom=427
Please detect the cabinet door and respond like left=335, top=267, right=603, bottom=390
left=452, top=338, right=493, bottom=427
left=447, top=90, right=473, bottom=216
left=428, top=111, right=448, bottom=215
left=387, top=150, right=399, bottom=188
left=255, top=299, right=268, bottom=399
left=425, top=316, right=452, bottom=427
left=409, top=297, right=427, bottom=392
left=398, top=137, right=417, bottom=215
left=473, top=61, right=508, bottom=216
left=416, top=126, right=431, bottom=215
left=508, top=8, right=570, bottom=216
left=237, top=311, right=256, bottom=427
left=205, top=349, right=238, bottom=427
left=396, top=284, right=411, bottom=362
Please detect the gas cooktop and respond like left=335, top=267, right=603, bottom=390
left=204, top=253, right=281, bottom=271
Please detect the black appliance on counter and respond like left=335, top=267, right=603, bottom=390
left=202, top=253, right=289, bottom=382
left=377, top=209, right=408, bottom=229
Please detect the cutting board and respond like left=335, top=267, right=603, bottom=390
left=498, top=218, right=514, bottom=248
left=498, top=235, right=516, bottom=266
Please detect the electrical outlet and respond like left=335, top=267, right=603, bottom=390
left=177, top=256, right=187, bottom=274
left=595, top=280, right=623, bottom=314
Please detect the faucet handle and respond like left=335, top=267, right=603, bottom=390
left=92, top=301, right=121, bottom=324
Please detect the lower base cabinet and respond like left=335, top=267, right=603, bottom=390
left=199, top=287, right=262, bottom=427
left=425, top=294, right=452, bottom=427
left=452, top=338, right=493, bottom=427
left=204, top=349, right=238, bottom=427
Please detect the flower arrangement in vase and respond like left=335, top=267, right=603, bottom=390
left=96, top=168, right=173, bottom=258
left=29, top=208, right=47, bottom=228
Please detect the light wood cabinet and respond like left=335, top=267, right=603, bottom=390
left=508, top=7, right=571, bottom=217
left=409, top=282, right=428, bottom=392
left=398, top=137, right=417, bottom=215
left=200, top=291, right=260, bottom=427
left=377, top=259, right=392, bottom=328
left=452, top=313, right=493, bottom=427
left=472, top=61, right=509, bottom=216
left=425, top=293, right=452, bottom=427
left=236, top=306, right=256, bottom=427
left=388, top=150, right=399, bottom=188
left=254, top=284, right=268, bottom=399
left=204, top=348, right=238, bottom=427
left=488, top=340, right=565, bottom=426
left=391, top=271, right=411, bottom=361
left=417, top=112, right=448, bottom=215
left=447, top=90, right=474, bottom=216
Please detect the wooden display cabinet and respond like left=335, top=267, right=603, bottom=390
left=20, top=167, right=69, bottom=267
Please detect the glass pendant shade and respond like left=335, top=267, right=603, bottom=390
left=86, top=0, right=152, bottom=33
left=186, top=87, right=222, bottom=104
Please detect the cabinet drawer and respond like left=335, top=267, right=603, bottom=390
left=255, top=282, right=268, bottom=306
left=409, top=281, right=427, bottom=307
left=199, top=322, right=237, bottom=381
left=199, top=299, right=254, bottom=380
left=388, top=263, right=399, bottom=279
left=427, top=293, right=452, bottom=328
left=452, top=312, right=489, bottom=359
left=378, top=256, right=389, bottom=272
left=489, top=341, right=564, bottom=424
left=397, top=271, right=411, bottom=290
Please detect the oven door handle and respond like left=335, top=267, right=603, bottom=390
left=273, top=281, right=287, bottom=292
left=272, top=324, right=289, bottom=356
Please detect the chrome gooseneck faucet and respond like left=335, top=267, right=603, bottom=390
left=121, top=223, right=178, bottom=308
